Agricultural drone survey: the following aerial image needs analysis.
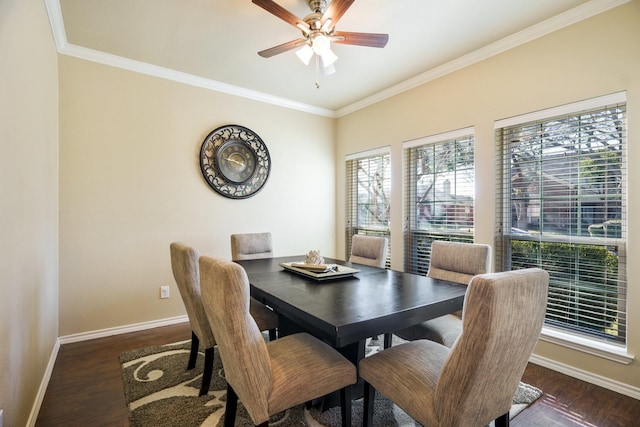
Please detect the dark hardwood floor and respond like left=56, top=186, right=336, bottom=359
left=35, top=322, right=640, bottom=426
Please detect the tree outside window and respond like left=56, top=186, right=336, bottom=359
left=346, top=150, right=391, bottom=267
left=496, top=101, right=627, bottom=344
left=404, top=131, right=475, bottom=275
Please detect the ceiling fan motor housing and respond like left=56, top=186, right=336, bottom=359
left=308, top=0, right=327, bottom=13
left=302, top=13, right=323, bottom=32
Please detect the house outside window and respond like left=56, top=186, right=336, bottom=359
left=404, top=128, right=475, bottom=275
left=345, top=148, right=391, bottom=267
left=495, top=93, right=627, bottom=346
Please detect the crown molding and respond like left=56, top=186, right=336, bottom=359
left=45, top=0, right=629, bottom=118
left=60, top=43, right=337, bottom=117
left=43, top=1, right=335, bottom=118
left=335, top=0, right=632, bottom=117
left=44, top=0, right=67, bottom=48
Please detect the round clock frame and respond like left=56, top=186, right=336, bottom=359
left=199, top=124, right=271, bottom=199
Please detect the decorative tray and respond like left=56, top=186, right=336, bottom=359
left=279, top=262, right=360, bottom=281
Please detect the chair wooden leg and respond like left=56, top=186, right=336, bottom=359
left=199, top=347, right=214, bottom=396
left=188, top=331, right=199, bottom=370
left=383, top=333, right=393, bottom=349
left=340, top=385, right=352, bottom=427
left=224, top=383, right=238, bottom=427
left=268, top=328, right=277, bottom=341
left=363, top=381, right=375, bottom=427
left=495, top=412, right=509, bottom=427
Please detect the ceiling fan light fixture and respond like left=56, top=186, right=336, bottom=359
left=296, top=22, right=311, bottom=34
left=311, top=33, right=331, bottom=55
left=253, top=0, right=389, bottom=85
left=320, top=58, right=336, bottom=75
left=295, top=44, right=314, bottom=65
left=321, top=18, right=333, bottom=33
left=320, top=48, right=338, bottom=67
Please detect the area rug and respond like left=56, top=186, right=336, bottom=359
left=120, top=337, right=542, bottom=426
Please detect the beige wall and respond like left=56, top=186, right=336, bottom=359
left=3, top=1, right=638, bottom=422
left=58, top=56, right=336, bottom=335
left=0, top=0, right=59, bottom=426
left=336, top=2, right=640, bottom=389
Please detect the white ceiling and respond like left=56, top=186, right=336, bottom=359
left=50, top=0, right=622, bottom=115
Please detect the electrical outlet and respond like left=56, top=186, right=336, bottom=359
left=160, top=285, right=170, bottom=299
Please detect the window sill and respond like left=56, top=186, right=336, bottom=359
left=539, top=326, right=634, bottom=364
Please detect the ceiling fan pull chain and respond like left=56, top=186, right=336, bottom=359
left=315, top=55, right=320, bottom=88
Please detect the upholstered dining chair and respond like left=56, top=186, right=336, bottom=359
left=231, top=232, right=273, bottom=261
left=229, top=232, right=278, bottom=343
left=169, top=242, right=278, bottom=396
left=349, top=234, right=389, bottom=268
left=359, top=268, right=549, bottom=427
left=349, top=234, right=391, bottom=346
left=199, top=255, right=357, bottom=427
left=394, top=240, right=491, bottom=347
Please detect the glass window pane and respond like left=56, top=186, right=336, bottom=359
left=404, top=132, right=475, bottom=275
left=496, top=101, right=627, bottom=344
left=346, top=151, right=391, bottom=268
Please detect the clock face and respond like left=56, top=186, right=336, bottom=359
left=216, top=141, right=256, bottom=183
left=199, top=125, right=270, bottom=199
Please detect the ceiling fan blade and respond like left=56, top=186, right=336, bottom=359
left=321, top=0, right=354, bottom=27
left=258, top=38, right=307, bottom=58
left=331, top=31, right=389, bottom=48
left=252, top=0, right=307, bottom=30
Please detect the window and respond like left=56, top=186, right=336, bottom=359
left=345, top=148, right=391, bottom=267
left=495, top=93, right=627, bottom=346
left=404, top=128, right=475, bottom=275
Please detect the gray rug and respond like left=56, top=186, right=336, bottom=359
left=120, top=338, right=542, bottom=426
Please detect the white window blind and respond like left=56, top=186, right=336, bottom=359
left=495, top=96, right=627, bottom=345
left=345, top=148, right=391, bottom=268
left=404, top=129, right=475, bottom=275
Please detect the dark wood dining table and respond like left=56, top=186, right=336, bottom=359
left=236, top=255, right=467, bottom=365
left=236, top=255, right=467, bottom=408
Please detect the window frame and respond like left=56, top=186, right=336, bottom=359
left=494, top=92, right=632, bottom=363
left=403, top=127, right=476, bottom=275
left=345, top=147, right=391, bottom=268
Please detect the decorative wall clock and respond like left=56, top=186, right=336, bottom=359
left=199, top=125, right=271, bottom=199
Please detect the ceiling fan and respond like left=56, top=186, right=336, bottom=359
left=252, top=0, right=389, bottom=82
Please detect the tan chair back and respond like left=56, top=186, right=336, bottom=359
left=350, top=235, right=388, bottom=268
left=199, top=255, right=272, bottom=423
left=427, top=241, right=491, bottom=285
left=434, top=268, right=549, bottom=425
left=230, top=232, right=273, bottom=260
left=169, top=242, right=215, bottom=349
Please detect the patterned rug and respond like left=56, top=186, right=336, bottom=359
left=120, top=337, right=542, bottom=426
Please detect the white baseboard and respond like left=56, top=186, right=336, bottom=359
left=29, top=316, right=189, bottom=426
left=529, top=354, right=640, bottom=400
left=26, top=338, right=60, bottom=427
left=58, top=315, right=188, bottom=344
